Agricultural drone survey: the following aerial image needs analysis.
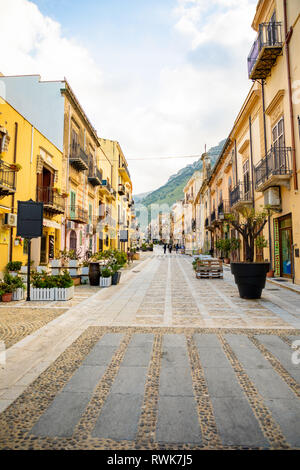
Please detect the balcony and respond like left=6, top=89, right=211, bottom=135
left=118, top=184, right=125, bottom=195
left=69, top=143, right=89, bottom=171
left=0, top=161, right=16, bottom=197
left=229, top=182, right=253, bottom=210
left=254, top=146, right=293, bottom=191
left=36, top=187, right=65, bottom=214
left=118, top=163, right=131, bottom=183
left=88, top=164, right=102, bottom=186
left=248, top=22, right=283, bottom=80
left=99, top=179, right=111, bottom=195
left=218, top=200, right=231, bottom=219
left=68, top=205, right=88, bottom=224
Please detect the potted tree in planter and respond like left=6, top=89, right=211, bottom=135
left=225, top=207, right=270, bottom=299
left=215, top=238, right=240, bottom=264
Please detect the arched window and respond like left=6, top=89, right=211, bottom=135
left=70, top=230, right=77, bottom=251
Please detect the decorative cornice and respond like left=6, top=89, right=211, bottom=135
left=265, top=90, right=285, bottom=116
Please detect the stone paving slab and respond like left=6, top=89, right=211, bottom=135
left=0, top=326, right=299, bottom=450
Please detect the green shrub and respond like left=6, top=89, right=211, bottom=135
left=100, top=267, right=112, bottom=278
left=6, top=261, right=22, bottom=272
left=31, top=270, right=73, bottom=288
left=3, top=273, right=25, bottom=291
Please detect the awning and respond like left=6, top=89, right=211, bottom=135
left=43, top=219, right=61, bottom=229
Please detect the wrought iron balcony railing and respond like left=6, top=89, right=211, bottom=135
left=68, top=205, right=89, bottom=224
left=210, top=210, right=216, bottom=223
left=88, top=165, right=102, bottom=186
left=247, top=21, right=283, bottom=79
left=229, top=181, right=253, bottom=208
left=36, top=187, right=65, bottom=214
left=118, top=184, right=125, bottom=195
left=254, top=146, right=293, bottom=190
left=69, top=143, right=89, bottom=171
left=0, top=160, right=16, bottom=196
left=218, top=200, right=231, bottom=219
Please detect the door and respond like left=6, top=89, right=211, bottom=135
left=40, top=234, right=47, bottom=264
left=69, top=230, right=77, bottom=252
left=279, top=215, right=293, bottom=278
left=70, top=191, right=76, bottom=219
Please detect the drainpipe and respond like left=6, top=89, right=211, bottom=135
left=9, top=122, right=18, bottom=262
left=261, top=80, right=273, bottom=267
left=249, top=115, right=255, bottom=208
left=283, top=0, right=298, bottom=190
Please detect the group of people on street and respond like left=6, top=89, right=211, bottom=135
left=163, top=243, right=181, bottom=254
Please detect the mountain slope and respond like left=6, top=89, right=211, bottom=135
left=137, top=139, right=226, bottom=210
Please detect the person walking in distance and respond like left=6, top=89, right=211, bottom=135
left=163, top=243, right=167, bottom=254
left=175, top=243, right=179, bottom=254
left=169, top=243, right=173, bottom=254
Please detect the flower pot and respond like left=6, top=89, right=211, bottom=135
left=231, top=262, right=270, bottom=299
left=133, top=253, right=140, bottom=260
left=224, top=258, right=230, bottom=264
left=89, top=262, right=100, bottom=286
left=112, top=272, right=121, bottom=285
left=99, top=276, right=112, bottom=287
left=2, top=292, right=13, bottom=302
left=267, top=269, right=274, bottom=278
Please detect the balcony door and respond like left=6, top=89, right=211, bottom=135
left=267, top=12, right=277, bottom=45
left=272, top=117, right=286, bottom=170
left=279, top=215, right=293, bottom=278
left=243, top=160, right=250, bottom=198
left=70, top=190, right=76, bottom=219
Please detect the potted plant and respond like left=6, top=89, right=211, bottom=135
left=68, top=250, right=78, bottom=268
left=99, top=266, right=112, bottom=287
left=215, top=238, right=240, bottom=264
left=10, top=163, right=22, bottom=172
left=225, top=207, right=271, bottom=299
left=81, top=260, right=90, bottom=275
left=3, top=273, right=25, bottom=301
left=5, top=261, right=22, bottom=277
left=0, top=282, right=13, bottom=302
left=111, top=263, right=122, bottom=285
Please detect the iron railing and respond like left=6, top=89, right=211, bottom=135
left=68, top=205, right=89, bottom=224
left=218, top=200, right=230, bottom=218
left=36, top=187, right=65, bottom=213
left=88, top=163, right=102, bottom=186
left=210, top=210, right=216, bottom=223
left=0, top=160, right=16, bottom=193
left=247, top=21, right=283, bottom=77
left=69, top=143, right=89, bottom=170
left=254, top=146, right=293, bottom=189
left=229, top=181, right=253, bottom=207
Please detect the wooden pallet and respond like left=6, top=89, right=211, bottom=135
left=195, top=259, right=223, bottom=279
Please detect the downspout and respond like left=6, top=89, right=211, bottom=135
left=261, top=80, right=273, bottom=268
left=249, top=116, right=255, bottom=208
left=283, top=0, right=298, bottom=190
left=64, top=103, right=71, bottom=250
left=9, top=122, right=18, bottom=262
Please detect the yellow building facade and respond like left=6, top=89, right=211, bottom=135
left=0, top=99, right=64, bottom=276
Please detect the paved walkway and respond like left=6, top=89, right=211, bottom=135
left=0, top=251, right=299, bottom=449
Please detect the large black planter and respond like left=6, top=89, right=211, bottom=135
left=112, top=271, right=121, bottom=285
left=231, top=262, right=270, bottom=299
left=89, top=262, right=100, bottom=286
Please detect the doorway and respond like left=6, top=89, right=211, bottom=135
left=70, top=230, right=77, bottom=252
left=279, top=214, right=293, bottom=278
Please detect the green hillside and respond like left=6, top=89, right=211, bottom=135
left=136, top=139, right=226, bottom=211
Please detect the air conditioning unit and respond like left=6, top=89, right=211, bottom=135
left=4, top=213, right=17, bottom=226
left=264, top=187, right=281, bottom=208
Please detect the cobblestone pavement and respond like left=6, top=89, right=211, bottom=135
left=0, top=285, right=99, bottom=348
left=0, top=327, right=299, bottom=450
left=0, top=251, right=299, bottom=449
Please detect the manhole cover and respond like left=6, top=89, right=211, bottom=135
left=266, top=288, right=280, bottom=291
left=133, top=270, right=140, bottom=273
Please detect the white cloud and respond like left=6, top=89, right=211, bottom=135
left=0, top=0, right=258, bottom=194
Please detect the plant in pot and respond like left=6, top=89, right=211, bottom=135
left=111, top=263, right=122, bottom=285
left=0, top=282, right=13, bottom=302
left=3, top=273, right=25, bottom=300
left=6, top=261, right=22, bottom=277
left=225, top=206, right=271, bottom=299
left=216, top=238, right=240, bottom=264
left=99, top=266, right=112, bottom=287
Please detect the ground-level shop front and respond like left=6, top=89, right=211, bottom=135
left=274, top=214, right=294, bottom=279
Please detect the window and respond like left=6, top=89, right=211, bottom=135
left=272, top=117, right=285, bottom=148
left=243, top=160, right=250, bottom=194
left=89, top=203, right=92, bottom=224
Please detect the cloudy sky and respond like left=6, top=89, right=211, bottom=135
left=1, top=0, right=257, bottom=194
